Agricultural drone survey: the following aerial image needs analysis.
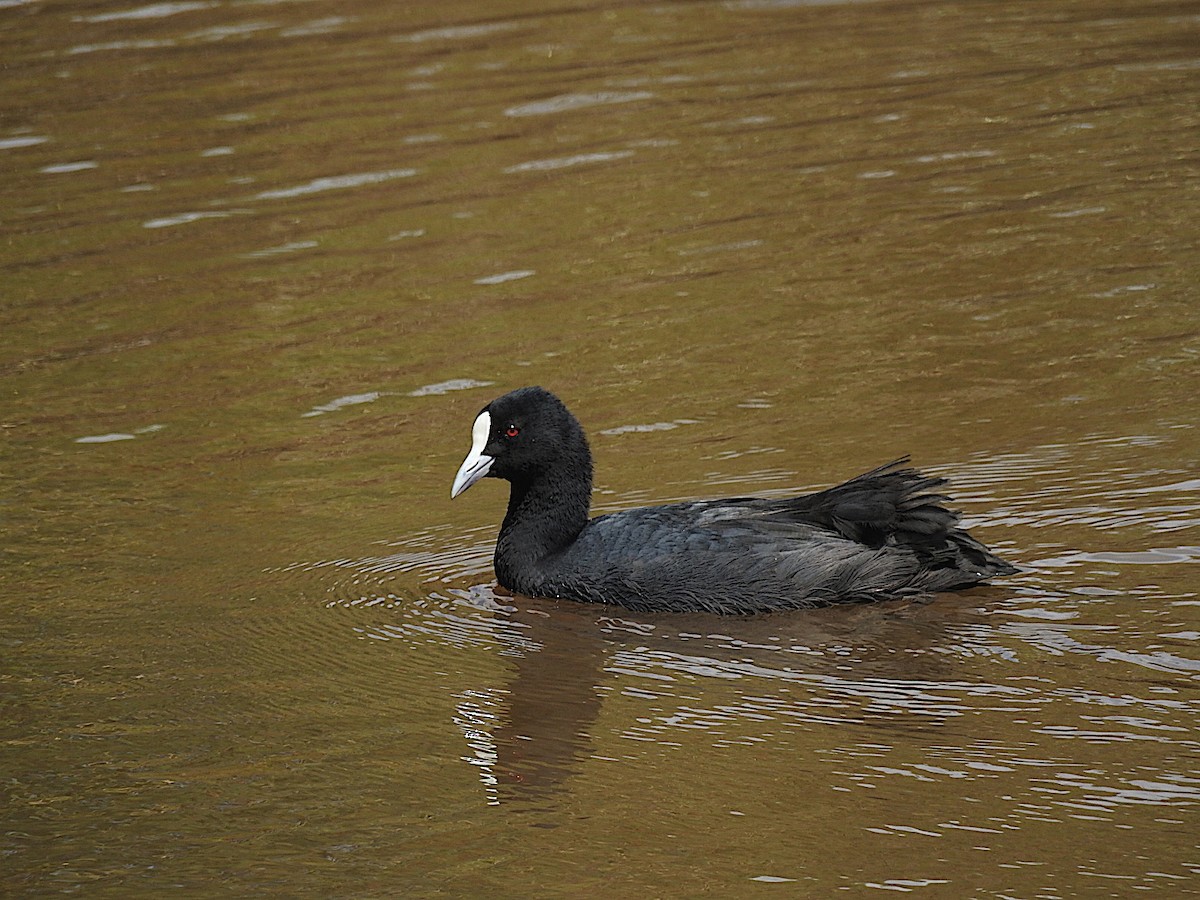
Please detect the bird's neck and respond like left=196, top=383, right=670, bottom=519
left=494, top=461, right=592, bottom=592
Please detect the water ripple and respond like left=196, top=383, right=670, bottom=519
left=504, top=91, right=654, bottom=117
left=78, top=1, right=216, bottom=22
left=393, top=22, right=522, bottom=43
left=142, top=209, right=249, bottom=229
left=252, top=168, right=417, bottom=200
left=503, top=151, right=634, bottom=174
left=0, top=135, right=48, bottom=149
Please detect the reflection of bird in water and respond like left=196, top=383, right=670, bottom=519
left=451, top=387, right=1017, bottom=614
left=464, top=589, right=1000, bottom=808
left=476, top=597, right=609, bottom=808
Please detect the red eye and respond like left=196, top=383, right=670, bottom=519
left=505, top=424, right=520, bottom=438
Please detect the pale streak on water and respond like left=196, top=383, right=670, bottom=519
left=2, top=0, right=1198, bottom=895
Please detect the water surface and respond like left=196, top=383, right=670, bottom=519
left=3, top=0, right=1198, bottom=895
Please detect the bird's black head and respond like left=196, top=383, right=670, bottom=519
left=451, top=386, right=591, bottom=498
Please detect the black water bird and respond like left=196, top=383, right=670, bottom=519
left=451, top=386, right=1016, bottom=614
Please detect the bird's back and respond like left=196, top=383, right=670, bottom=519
left=535, top=461, right=1015, bottom=614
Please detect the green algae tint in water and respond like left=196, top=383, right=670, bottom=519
left=2, top=0, right=1198, bottom=895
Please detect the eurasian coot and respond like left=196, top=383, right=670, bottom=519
left=451, top=386, right=1016, bottom=614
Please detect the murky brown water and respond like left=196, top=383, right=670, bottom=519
left=3, top=0, right=1199, bottom=894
